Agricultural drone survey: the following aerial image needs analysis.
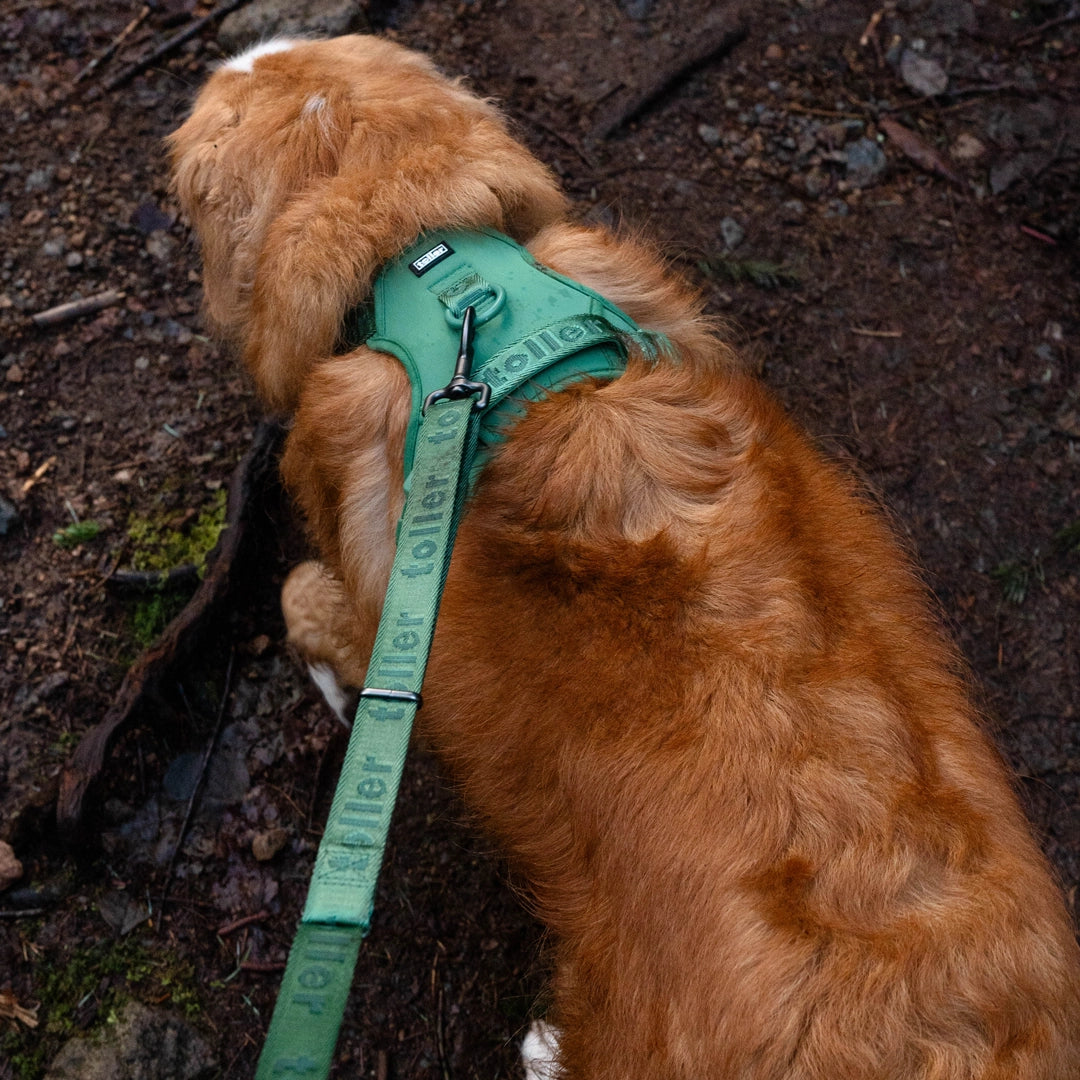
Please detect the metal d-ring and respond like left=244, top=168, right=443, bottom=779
left=422, top=306, right=492, bottom=414
left=443, top=284, right=505, bottom=329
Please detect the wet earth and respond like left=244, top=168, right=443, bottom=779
left=1, top=0, right=1079, bottom=1077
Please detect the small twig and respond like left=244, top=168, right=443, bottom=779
left=104, top=0, right=251, bottom=92
left=158, top=648, right=236, bottom=929
left=20, top=456, right=56, bottom=495
left=884, top=81, right=1032, bottom=116
left=786, top=101, right=867, bottom=120
left=1015, top=5, right=1080, bottom=48
left=239, top=960, right=287, bottom=973
left=859, top=7, right=887, bottom=48
left=1020, top=225, right=1057, bottom=245
left=526, top=115, right=598, bottom=171
left=30, top=289, right=125, bottom=327
left=0, top=908, right=48, bottom=920
left=851, top=327, right=902, bottom=338
left=74, top=5, right=150, bottom=84
left=593, top=10, right=747, bottom=139
left=217, top=909, right=271, bottom=937
left=104, top=564, right=201, bottom=597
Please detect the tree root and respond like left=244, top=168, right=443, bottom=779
left=56, top=419, right=285, bottom=833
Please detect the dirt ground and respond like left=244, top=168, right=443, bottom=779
left=1, top=0, right=1078, bottom=1077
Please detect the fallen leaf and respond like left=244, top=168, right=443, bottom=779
left=0, top=840, right=22, bottom=891
left=880, top=118, right=965, bottom=186
left=0, top=989, right=39, bottom=1029
left=252, top=827, right=290, bottom=862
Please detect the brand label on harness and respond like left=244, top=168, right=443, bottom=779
left=409, top=242, right=454, bottom=276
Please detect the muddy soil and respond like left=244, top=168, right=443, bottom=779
left=1, top=1, right=1078, bottom=1077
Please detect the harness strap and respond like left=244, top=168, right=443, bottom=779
left=255, top=393, right=480, bottom=1079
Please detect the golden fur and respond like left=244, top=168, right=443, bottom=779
left=170, top=35, right=1080, bottom=1079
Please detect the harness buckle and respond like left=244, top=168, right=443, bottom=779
left=422, top=306, right=491, bottom=413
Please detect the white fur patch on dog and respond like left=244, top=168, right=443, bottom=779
left=308, top=662, right=352, bottom=725
left=521, top=1020, right=561, bottom=1080
left=222, top=38, right=298, bottom=73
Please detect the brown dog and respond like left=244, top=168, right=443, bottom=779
left=169, top=35, right=1080, bottom=1079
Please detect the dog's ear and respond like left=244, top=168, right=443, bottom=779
left=245, top=87, right=567, bottom=412
left=167, top=72, right=356, bottom=351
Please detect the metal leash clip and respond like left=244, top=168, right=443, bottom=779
left=422, top=306, right=491, bottom=413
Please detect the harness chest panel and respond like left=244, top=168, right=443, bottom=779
left=356, top=228, right=647, bottom=477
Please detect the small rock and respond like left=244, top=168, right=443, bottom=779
left=42, top=237, right=67, bottom=258
left=145, top=232, right=177, bottom=261
left=24, top=166, right=55, bottom=193
left=951, top=132, right=986, bottom=162
left=844, top=137, right=887, bottom=188
left=989, top=151, right=1048, bottom=195
left=0, top=840, right=23, bottom=891
left=719, top=216, right=745, bottom=250
left=45, top=1001, right=216, bottom=1080
left=65, top=251, right=84, bottom=269
left=899, top=49, right=948, bottom=97
left=764, top=42, right=784, bottom=61
left=818, top=121, right=849, bottom=149
left=219, top=0, right=368, bottom=52
left=697, top=123, right=722, bottom=147
left=6, top=363, right=24, bottom=383
left=36, top=670, right=71, bottom=699
left=0, top=494, right=19, bottom=536
left=252, top=827, right=290, bottom=862
left=130, top=201, right=175, bottom=234
left=616, top=0, right=654, bottom=17
left=803, top=168, right=829, bottom=198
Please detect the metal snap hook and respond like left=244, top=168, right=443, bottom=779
left=423, top=307, right=492, bottom=414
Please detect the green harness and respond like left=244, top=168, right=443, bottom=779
left=342, top=227, right=654, bottom=487
left=255, top=229, right=662, bottom=1079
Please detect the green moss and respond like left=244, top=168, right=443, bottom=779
left=126, top=487, right=227, bottom=575
left=129, top=589, right=190, bottom=648
left=0, top=935, right=203, bottom=1080
left=119, top=488, right=228, bottom=652
left=52, top=521, right=102, bottom=549
left=1056, top=519, right=1080, bottom=557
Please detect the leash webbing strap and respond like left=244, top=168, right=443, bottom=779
left=255, top=394, right=480, bottom=1079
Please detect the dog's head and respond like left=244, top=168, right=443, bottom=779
left=168, top=35, right=566, bottom=411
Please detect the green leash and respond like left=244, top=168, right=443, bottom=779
left=256, top=388, right=478, bottom=1079
left=255, top=230, right=663, bottom=1078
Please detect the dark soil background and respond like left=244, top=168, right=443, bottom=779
left=2, top=1, right=1078, bottom=1077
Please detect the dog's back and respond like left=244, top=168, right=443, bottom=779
left=415, top=224, right=1080, bottom=1077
